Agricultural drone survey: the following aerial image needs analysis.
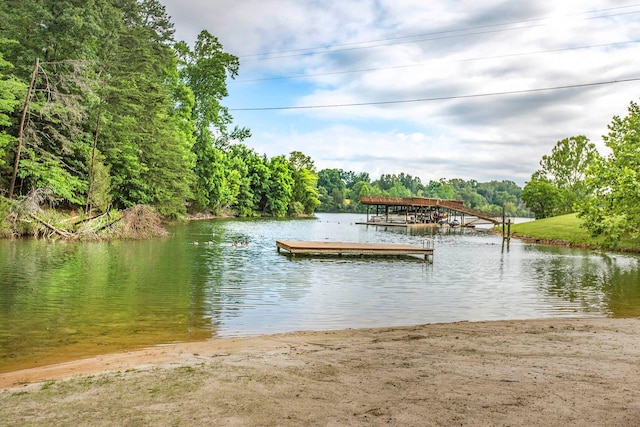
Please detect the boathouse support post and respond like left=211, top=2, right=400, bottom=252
left=502, top=207, right=506, bottom=240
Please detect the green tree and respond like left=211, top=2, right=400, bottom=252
left=397, top=173, right=423, bottom=194
left=460, top=190, right=486, bottom=208
left=175, top=30, right=238, bottom=137
left=288, top=151, right=320, bottom=215
left=265, top=155, right=293, bottom=217
left=245, top=151, right=271, bottom=215
left=226, top=144, right=256, bottom=216
left=289, top=151, right=315, bottom=172
left=347, top=180, right=374, bottom=212
left=191, top=143, right=227, bottom=212
left=11, top=59, right=94, bottom=205
left=175, top=30, right=246, bottom=212
left=85, top=149, right=111, bottom=213
left=424, top=180, right=454, bottom=199
left=317, top=168, right=345, bottom=211
left=0, top=0, right=108, bottom=76
left=291, top=168, right=320, bottom=215
left=578, top=100, right=640, bottom=247
left=340, top=170, right=370, bottom=189
left=375, top=173, right=397, bottom=191
left=97, top=0, right=195, bottom=216
left=0, top=47, right=25, bottom=173
left=388, top=181, right=411, bottom=198
left=521, top=179, right=562, bottom=219
left=532, top=135, right=600, bottom=213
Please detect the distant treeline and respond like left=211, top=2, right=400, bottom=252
left=315, top=170, right=531, bottom=217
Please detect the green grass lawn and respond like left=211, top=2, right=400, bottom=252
left=508, top=213, right=639, bottom=252
left=510, top=213, right=594, bottom=244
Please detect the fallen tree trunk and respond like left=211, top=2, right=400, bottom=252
left=94, top=216, right=122, bottom=233
left=73, top=207, right=111, bottom=228
left=29, top=213, right=72, bottom=238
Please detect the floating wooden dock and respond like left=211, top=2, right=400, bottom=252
left=276, top=240, right=433, bottom=261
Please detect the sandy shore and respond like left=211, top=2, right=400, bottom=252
left=2, top=318, right=640, bottom=426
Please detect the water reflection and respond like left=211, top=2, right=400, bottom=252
left=523, top=246, right=640, bottom=316
left=0, top=238, right=213, bottom=373
left=1, top=213, right=639, bottom=373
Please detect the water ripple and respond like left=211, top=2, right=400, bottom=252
left=1, top=213, right=639, bottom=371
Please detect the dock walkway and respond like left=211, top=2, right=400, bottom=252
left=276, top=240, right=433, bottom=261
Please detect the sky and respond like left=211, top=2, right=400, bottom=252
left=161, top=0, right=640, bottom=186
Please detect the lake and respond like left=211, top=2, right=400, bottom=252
left=1, top=213, right=639, bottom=373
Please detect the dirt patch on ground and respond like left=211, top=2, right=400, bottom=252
left=2, top=318, right=640, bottom=426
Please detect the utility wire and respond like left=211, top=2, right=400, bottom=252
left=238, top=5, right=640, bottom=61
left=242, top=11, right=640, bottom=61
left=235, top=40, right=640, bottom=83
left=238, top=3, right=640, bottom=58
left=229, top=77, right=640, bottom=111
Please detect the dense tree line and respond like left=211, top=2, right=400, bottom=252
left=0, top=0, right=319, bottom=220
left=316, top=169, right=531, bottom=217
left=5, top=1, right=637, bottom=251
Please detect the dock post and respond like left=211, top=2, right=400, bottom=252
left=501, top=207, right=506, bottom=240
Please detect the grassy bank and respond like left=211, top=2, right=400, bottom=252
left=509, top=213, right=639, bottom=252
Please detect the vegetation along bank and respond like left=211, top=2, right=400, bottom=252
left=1, top=1, right=640, bottom=252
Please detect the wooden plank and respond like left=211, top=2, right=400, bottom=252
left=276, top=240, right=433, bottom=260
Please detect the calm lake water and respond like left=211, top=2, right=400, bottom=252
left=1, top=213, right=640, bottom=373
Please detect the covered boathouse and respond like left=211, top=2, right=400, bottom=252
left=358, top=196, right=500, bottom=227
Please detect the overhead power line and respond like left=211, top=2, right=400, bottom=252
left=238, top=4, right=640, bottom=61
left=229, top=77, right=640, bottom=111
left=235, top=40, right=640, bottom=83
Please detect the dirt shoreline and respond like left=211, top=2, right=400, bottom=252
left=2, top=317, right=640, bottom=426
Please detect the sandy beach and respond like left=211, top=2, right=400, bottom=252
left=2, top=317, right=640, bottom=426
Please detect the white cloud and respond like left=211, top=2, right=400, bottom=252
left=162, top=0, right=640, bottom=186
